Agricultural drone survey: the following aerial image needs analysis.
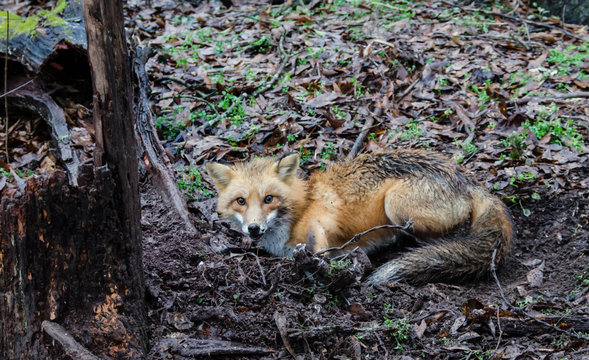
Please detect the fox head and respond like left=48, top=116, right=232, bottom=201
left=206, top=153, right=300, bottom=240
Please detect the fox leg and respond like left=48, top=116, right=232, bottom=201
left=290, top=203, right=339, bottom=254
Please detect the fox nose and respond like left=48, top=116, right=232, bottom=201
left=248, top=224, right=261, bottom=237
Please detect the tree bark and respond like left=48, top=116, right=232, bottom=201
left=532, top=0, right=589, bottom=25
left=0, top=0, right=147, bottom=358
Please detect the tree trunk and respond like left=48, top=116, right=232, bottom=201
left=0, top=0, right=146, bottom=358
left=531, top=0, right=589, bottom=25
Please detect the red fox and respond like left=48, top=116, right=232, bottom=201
left=206, top=149, right=513, bottom=284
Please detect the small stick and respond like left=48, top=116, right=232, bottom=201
left=346, top=108, right=377, bottom=160
left=510, top=91, right=589, bottom=105
left=4, top=13, right=8, bottom=162
left=0, top=79, right=34, bottom=99
left=42, top=321, right=101, bottom=360
left=243, top=252, right=267, bottom=286
left=315, top=220, right=413, bottom=256
left=274, top=312, right=297, bottom=359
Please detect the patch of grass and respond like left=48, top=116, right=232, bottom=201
left=456, top=139, right=477, bottom=164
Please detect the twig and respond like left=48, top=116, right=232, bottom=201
left=42, top=321, right=101, bottom=360
left=346, top=108, right=378, bottom=160
left=4, top=14, right=8, bottom=163
left=314, top=220, right=413, bottom=256
left=0, top=79, right=34, bottom=99
left=491, top=250, right=589, bottom=341
left=410, top=309, right=453, bottom=323
left=362, top=39, right=395, bottom=57
left=510, top=91, right=589, bottom=105
left=274, top=312, right=297, bottom=359
left=398, top=74, right=421, bottom=101
left=494, top=307, right=503, bottom=353
left=243, top=252, right=267, bottom=286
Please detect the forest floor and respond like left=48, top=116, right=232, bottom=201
left=133, top=1, right=589, bottom=359
left=2, top=0, right=589, bottom=358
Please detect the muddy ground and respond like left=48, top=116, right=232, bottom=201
left=141, top=164, right=589, bottom=359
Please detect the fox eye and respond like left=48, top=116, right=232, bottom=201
left=264, top=195, right=274, bottom=204
left=236, top=197, right=246, bottom=206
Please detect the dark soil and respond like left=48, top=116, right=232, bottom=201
left=142, top=165, right=589, bottom=359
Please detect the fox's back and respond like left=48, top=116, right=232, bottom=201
left=310, top=149, right=476, bottom=202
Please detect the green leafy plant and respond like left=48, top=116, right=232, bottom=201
left=218, top=92, right=247, bottom=125
left=396, top=121, right=423, bottom=140
left=547, top=43, right=589, bottom=74
left=501, top=131, right=527, bottom=160
left=471, top=80, right=491, bottom=109
left=1, top=0, right=68, bottom=38
left=327, top=259, right=352, bottom=276
left=383, top=316, right=411, bottom=351
left=176, top=166, right=212, bottom=200
left=249, top=35, right=273, bottom=53
left=523, top=114, right=584, bottom=151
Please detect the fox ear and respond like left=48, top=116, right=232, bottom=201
left=205, top=162, right=233, bottom=190
left=276, top=153, right=299, bottom=184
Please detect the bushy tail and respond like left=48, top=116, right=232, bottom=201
left=366, top=196, right=513, bottom=285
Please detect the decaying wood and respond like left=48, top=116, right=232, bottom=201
left=0, top=170, right=144, bottom=358
left=498, top=314, right=589, bottom=337
left=0, top=2, right=150, bottom=359
left=9, top=84, right=80, bottom=184
left=153, top=336, right=274, bottom=357
left=133, top=45, right=197, bottom=234
left=42, top=321, right=100, bottom=360
left=82, top=0, right=147, bottom=353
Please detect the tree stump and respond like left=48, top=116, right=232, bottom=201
left=0, top=167, right=145, bottom=358
left=1, top=0, right=147, bottom=358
